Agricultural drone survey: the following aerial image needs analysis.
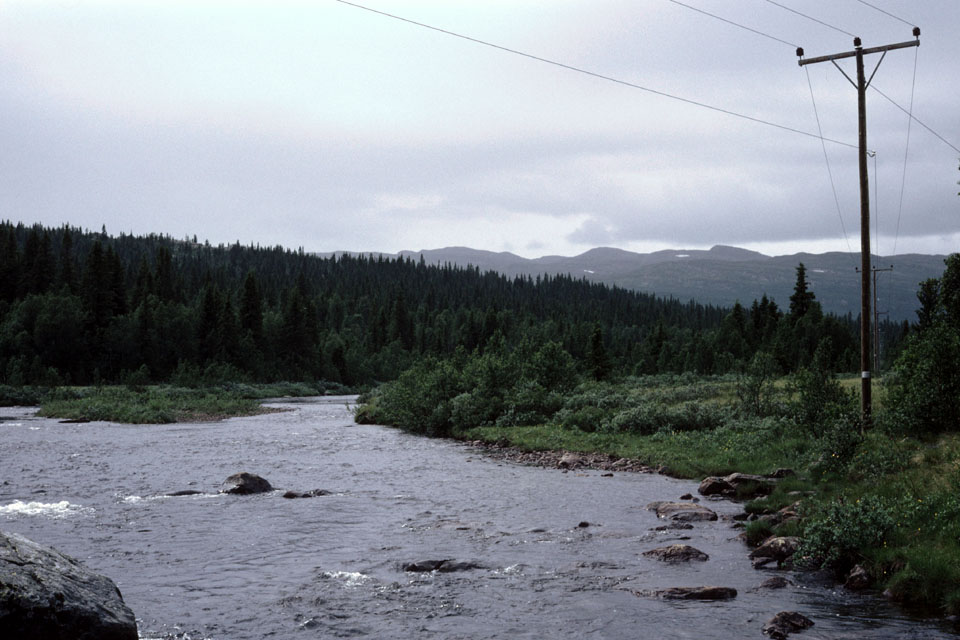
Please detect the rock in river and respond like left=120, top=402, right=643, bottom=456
left=698, top=473, right=776, bottom=498
left=221, top=472, right=273, bottom=495
left=749, top=536, right=800, bottom=565
left=648, top=502, right=718, bottom=522
left=642, top=544, right=709, bottom=563
left=636, top=586, right=737, bottom=600
left=0, top=530, right=138, bottom=640
left=282, top=489, right=332, bottom=499
left=762, top=611, right=814, bottom=639
left=402, top=559, right=484, bottom=573
left=844, top=564, right=871, bottom=590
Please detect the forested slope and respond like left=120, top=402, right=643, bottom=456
left=0, top=221, right=887, bottom=387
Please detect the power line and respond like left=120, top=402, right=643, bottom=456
left=332, top=0, right=859, bottom=150
left=854, top=0, right=916, bottom=28
left=870, top=85, right=960, bottom=155
left=892, top=46, right=920, bottom=256
left=805, top=66, right=855, bottom=258
left=762, top=0, right=857, bottom=38
left=667, top=0, right=799, bottom=48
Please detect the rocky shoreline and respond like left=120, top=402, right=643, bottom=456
left=465, top=438, right=823, bottom=639
left=463, top=440, right=661, bottom=474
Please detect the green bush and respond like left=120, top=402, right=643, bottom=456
left=799, top=494, right=896, bottom=572
left=884, top=324, right=960, bottom=434
left=449, top=391, right=502, bottom=430
left=558, top=406, right=608, bottom=432
left=495, top=380, right=563, bottom=427
left=811, top=411, right=864, bottom=477
left=0, top=385, right=46, bottom=406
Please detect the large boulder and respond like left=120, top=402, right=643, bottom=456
left=649, top=502, right=718, bottom=522
left=642, top=544, right=709, bottom=563
left=0, top=530, right=138, bottom=640
left=221, top=472, right=273, bottom=495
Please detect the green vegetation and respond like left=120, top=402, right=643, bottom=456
left=2, top=223, right=906, bottom=392
left=31, top=382, right=337, bottom=424
left=35, top=386, right=262, bottom=423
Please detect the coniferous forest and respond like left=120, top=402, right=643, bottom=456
left=0, top=220, right=902, bottom=388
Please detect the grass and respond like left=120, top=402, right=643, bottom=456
left=30, top=380, right=351, bottom=424
left=464, top=416, right=813, bottom=478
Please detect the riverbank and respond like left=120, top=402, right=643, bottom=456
left=359, top=369, right=960, bottom=617
left=456, top=418, right=960, bottom=617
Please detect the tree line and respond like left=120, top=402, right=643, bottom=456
left=0, top=221, right=905, bottom=387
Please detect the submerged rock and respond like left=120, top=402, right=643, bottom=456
left=221, top=472, right=273, bottom=495
left=758, top=576, right=791, bottom=590
left=166, top=490, right=202, bottom=497
left=649, top=502, right=718, bottom=522
left=0, top=530, right=138, bottom=640
left=642, top=544, right=709, bottom=563
left=402, top=559, right=484, bottom=573
left=652, top=522, right=695, bottom=531
left=762, top=611, right=814, bottom=639
left=282, top=489, right=332, bottom=499
left=637, top=586, right=737, bottom=600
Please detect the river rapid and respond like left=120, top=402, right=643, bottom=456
left=0, top=397, right=955, bottom=639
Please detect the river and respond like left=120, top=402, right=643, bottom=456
left=0, top=397, right=955, bottom=639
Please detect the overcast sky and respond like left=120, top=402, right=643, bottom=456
left=2, top=0, right=957, bottom=258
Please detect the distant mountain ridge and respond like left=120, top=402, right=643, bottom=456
left=318, top=245, right=948, bottom=322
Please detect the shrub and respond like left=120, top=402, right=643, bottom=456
left=811, top=411, right=864, bottom=477
left=799, top=494, right=895, bottom=572
left=736, top=351, right=781, bottom=417
left=495, top=380, right=562, bottom=427
left=557, top=406, right=608, bottom=432
left=884, top=324, right=960, bottom=434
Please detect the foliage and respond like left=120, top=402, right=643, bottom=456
left=789, top=339, right=853, bottom=435
left=885, top=323, right=960, bottom=434
left=0, top=385, right=48, bottom=406
left=735, top=351, right=781, bottom=417
left=810, top=410, right=864, bottom=477
left=36, top=386, right=264, bottom=423
left=884, top=253, right=960, bottom=434
left=0, top=222, right=872, bottom=390
left=798, top=495, right=896, bottom=571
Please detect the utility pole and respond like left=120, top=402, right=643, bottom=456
left=797, top=29, right=920, bottom=424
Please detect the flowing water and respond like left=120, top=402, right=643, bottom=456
left=0, top=397, right=955, bottom=639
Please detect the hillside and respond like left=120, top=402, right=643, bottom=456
left=321, top=246, right=947, bottom=322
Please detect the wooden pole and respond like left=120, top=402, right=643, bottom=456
left=797, top=31, right=919, bottom=424
left=856, top=44, right=872, bottom=424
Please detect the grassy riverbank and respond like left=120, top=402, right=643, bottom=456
left=358, top=365, right=960, bottom=614
left=1, top=381, right=351, bottom=424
